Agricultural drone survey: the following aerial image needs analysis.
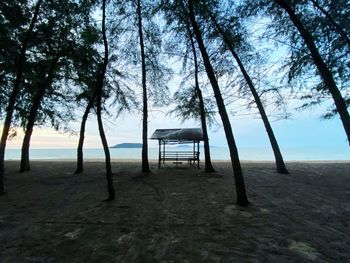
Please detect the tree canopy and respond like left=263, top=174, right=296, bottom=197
left=1, top=0, right=349, bottom=201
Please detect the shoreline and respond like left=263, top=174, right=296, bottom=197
left=4, top=158, right=350, bottom=163
left=5, top=147, right=350, bottom=162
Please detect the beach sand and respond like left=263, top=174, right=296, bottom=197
left=0, top=160, right=349, bottom=262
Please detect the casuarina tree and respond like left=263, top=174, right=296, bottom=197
left=204, top=5, right=289, bottom=173
left=136, top=0, right=151, bottom=173
left=186, top=21, right=215, bottom=173
left=186, top=0, right=249, bottom=206
left=240, top=0, right=350, bottom=146
left=96, top=0, right=115, bottom=200
left=0, top=0, right=43, bottom=195
left=275, top=0, right=350, bottom=146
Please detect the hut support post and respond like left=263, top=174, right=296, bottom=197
left=197, top=140, right=200, bottom=169
left=158, top=139, right=161, bottom=168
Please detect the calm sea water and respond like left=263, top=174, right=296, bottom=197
left=5, top=146, right=349, bottom=161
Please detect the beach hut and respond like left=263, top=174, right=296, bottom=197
left=150, top=128, right=204, bottom=168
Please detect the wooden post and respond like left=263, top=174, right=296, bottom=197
left=158, top=139, right=161, bottom=168
left=193, top=140, right=196, bottom=167
left=176, top=152, right=178, bottom=168
left=197, top=140, right=200, bottom=169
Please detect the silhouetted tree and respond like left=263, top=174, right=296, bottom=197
left=96, top=0, right=115, bottom=200
left=111, top=0, right=171, bottom=173
left=0, top=0, right=43, bottom=194
left=310, top=0, right=350, bottom=50
left=75, top=100, right=93, bottom=174
left=240, top=0, right=350, bottom=145
left=20, top=58, right=59, bottom=172
left=275, top=0, right=350, bottom=145
left=75, top=4, right=137, bottom=174
left=136, top=0, right=151, bottom=173
left=205, top=6, right=288, bottom=173
left=18, top=0, right=99, bottom=172
left=186, top=22, right=215, bottom=172
left=74, top=25, right=102, bottom=174
left=187, top=0, right=249, bottom=206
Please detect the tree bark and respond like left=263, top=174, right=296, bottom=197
left=310, top=0, right=350, bottom=50
left=20, top=90, right=45, bottom=172
left=276, top=0, right=350, bottom=146
left=137, top=0, right=151, bottom=173
left=75, top=100, right=93, bottom=174
left=196, top=86, right=215, bottom=172
left=0, top=0, right=43, bottom=194
left=96, top=97, right=115, bottom=200
left=96, top=0, right=115, bottom=201
left=20, top=59, right=57, bottom=172
left=186, top=22, right=215, bottom=172
left=207, top=11, right=288, bottom=174
left=187, top=0, right=249, bottom=206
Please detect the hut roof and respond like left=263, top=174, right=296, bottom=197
left=150, top=128, right=204, bottom=142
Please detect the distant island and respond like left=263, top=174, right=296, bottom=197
left=110, top=143, right=142, bottom=149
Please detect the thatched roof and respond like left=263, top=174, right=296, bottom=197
left=150, top=128, right=204, bottom=142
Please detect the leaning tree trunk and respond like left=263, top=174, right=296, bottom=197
left=95, top=0, right=115, bottom=201
left=96, top=96, right=115, bottom=200
left=75, top=100, right=93, bottom=174
left=20, top=90, right=45, bottom=172
left=187, top=23, right=215, bottom=172
left=207, top=12, right=288, bottom=174
left=137, top=0, right=151, bottom=173
left=232, top=52, right=289, bottom=174
left=196, top=86, right=215, bottom=172
left=20, top=58, right=57, bottom=172
left=276, top=0, right=350, bottom=146
left=0, top=0, right=43, bottom=194
left=310, top=0, right=350, bottom=50
left=187, top=0, right=249, bottom=206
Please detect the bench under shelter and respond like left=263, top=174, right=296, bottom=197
left=150, top=128, right=204, bottom=168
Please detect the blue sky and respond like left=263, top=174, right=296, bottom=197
left=5, top=102, right=349, bottom=159
left=4, top=15, right=349, bottom=156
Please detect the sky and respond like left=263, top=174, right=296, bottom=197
left=3, top=56, right=349, bottom=154
left=5, top=101, right=349, bottom=156
left=3, top=12, right=349, bottom=157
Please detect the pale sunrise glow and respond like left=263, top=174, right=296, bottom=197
left=5, top=127, right=80, bottom=149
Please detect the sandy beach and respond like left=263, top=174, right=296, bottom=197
left=0, top=160, right=349, bottom=262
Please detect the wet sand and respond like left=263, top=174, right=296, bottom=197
left=0, top=160, right=349, bottom=262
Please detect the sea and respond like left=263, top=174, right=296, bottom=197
left=4, top=146, right=349, bottom=161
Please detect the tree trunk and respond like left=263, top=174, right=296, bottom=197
left=137, top=0, right=151, bottom=173
left=187, top=0, right=249, bottom=206
left=75, top=100, right=93, bottom=174
left=207, top=11, right=288, bottom=174
left=236, top=55, right=289, bottom=173
left=186, top=22, right=215, bottom=172
left=20, top=58, right=58, bottom=172
left=96, top=99, right=115, bottom=200
left=0, top=0, right=43, bottom=194
left=96, top=0, right=115, bottom=201
left=310, top=0, right=350, bottom=50
left=20, top=91, right=45, bottom=172
left=276, top=0, right=350, bottom=146
left=196, top=86, right=215, bottom=172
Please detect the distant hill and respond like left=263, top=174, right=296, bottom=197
left=110, top=143, right=142, bottom=149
